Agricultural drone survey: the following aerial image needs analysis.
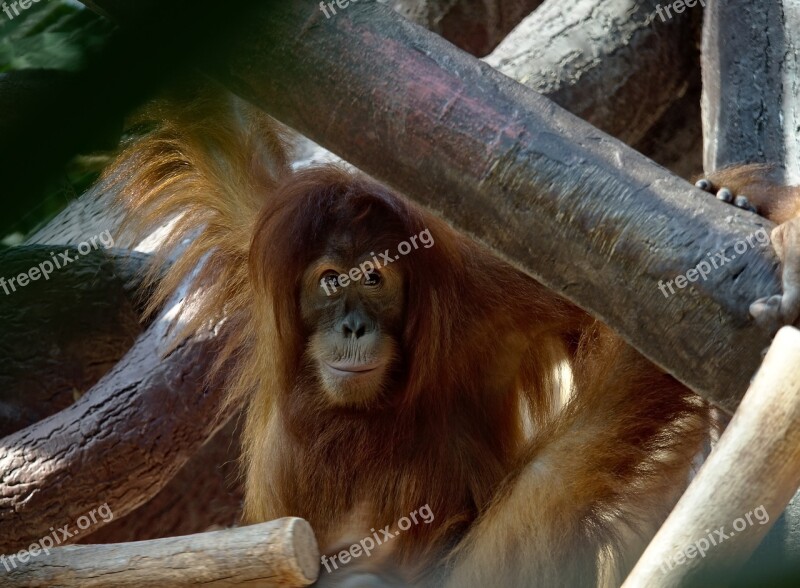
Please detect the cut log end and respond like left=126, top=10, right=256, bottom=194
left=282, top=517, right=321, bottom=585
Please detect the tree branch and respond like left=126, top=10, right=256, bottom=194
left=0, top=276, right=234, bottom=553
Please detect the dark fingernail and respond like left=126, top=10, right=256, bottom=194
left=734, top=195, right=751, bottom=209
left=695, top=179, right=712, bottom=191
left=717, top=187, right=734, bottom=203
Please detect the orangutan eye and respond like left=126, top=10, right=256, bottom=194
left=363, top=271, right=382, bottom=286
left=320, top=271, right=340, bottom=290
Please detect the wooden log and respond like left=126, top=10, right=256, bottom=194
left=621, top=326, right=800, bottom=587
left=0, top=518, right=319, bottom=587
left=484, top=0, right=700, bottom=146
left=0, top=277, right=234, bottom=553
left=702, top=0, right=800, bottom=183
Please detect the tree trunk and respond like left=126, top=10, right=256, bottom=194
left=701, top=0, right=800, bottom=577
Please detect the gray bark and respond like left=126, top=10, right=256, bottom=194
left=485, top=0, right=701, bottom=146
left=701, top=0, right=800, bottom=576
left=702, top=0, right=800, bottom=183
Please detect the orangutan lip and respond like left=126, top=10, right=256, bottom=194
left=325, top=361, right=381, bottom=375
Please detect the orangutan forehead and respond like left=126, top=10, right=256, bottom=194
left=318, top=202, right=409, bottom=259
left=320, top=225, right=406, bottom=262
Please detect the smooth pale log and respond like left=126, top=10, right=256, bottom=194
left=0, top=518, right=319, bottom=588
left=622, top=326, right=800, bottom=588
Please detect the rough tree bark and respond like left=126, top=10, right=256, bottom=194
left=82, top=417, right=244, bottom=544
left=484, top=0, right=701, bottom=146
left=0, top=252, right=236, bottom=553
left=701, top=0, right=800, bottom=575
left=702, top=0, right=800, bottom=183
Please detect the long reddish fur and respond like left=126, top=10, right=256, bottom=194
left=104, top=84, right=710, bottom=586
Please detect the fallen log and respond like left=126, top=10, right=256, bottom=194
left=0, top=518, right=319, bottom=588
